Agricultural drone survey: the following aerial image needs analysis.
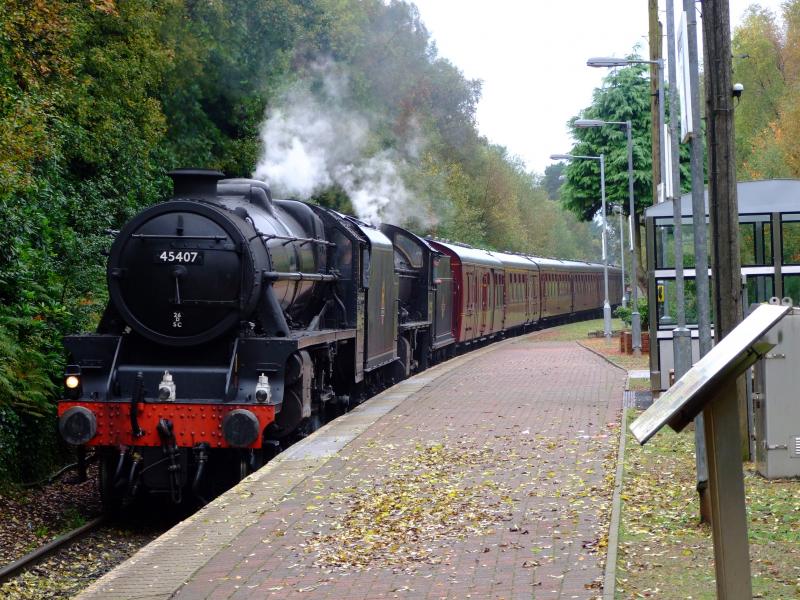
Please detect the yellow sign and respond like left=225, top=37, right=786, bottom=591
left=657, top=284, right=665, bottom=302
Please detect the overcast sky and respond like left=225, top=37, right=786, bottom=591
left=412, top=0, right=784, bottom=175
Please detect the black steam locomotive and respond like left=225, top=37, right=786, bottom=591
left=57, top=169, right=620, bottom=507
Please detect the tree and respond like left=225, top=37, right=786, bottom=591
left=732, top=6, right=788, bottom=177
left=559, top=59, right=689, bottom=290
left=0, top=0, right=604, bottom=483
left=541, top=163, right=565, bottom=201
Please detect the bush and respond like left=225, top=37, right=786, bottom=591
left=0, top=407, right=22, bottom=483
left=614, top=296, right=649, bottom=331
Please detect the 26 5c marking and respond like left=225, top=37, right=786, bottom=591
left=156, top=251, right=203, bottom=264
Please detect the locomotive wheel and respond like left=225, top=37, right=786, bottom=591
left=266, top=387, right=304, bottom=438
left=98, top=452, right=126, bottom=514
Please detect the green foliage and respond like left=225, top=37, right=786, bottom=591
left=0, top=0, right=604, bottom=482
left=559, top=55, right=696, bottom=290
left=0, top=407, right=22, bottom=483
left=613, top=297, right=649, bottom=332
left=560, top=59, right=691, bottom=222
left=541, top=163, right=565, bottom=201
left=733, top=1, right=800, bottom=179
left=0, top=319, right=58, bottom=417
left=732, top=6, right=786, bottom=175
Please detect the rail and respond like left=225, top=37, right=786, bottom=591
left=0, top=515, right=107, bottom=584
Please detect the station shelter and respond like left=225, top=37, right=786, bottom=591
left=645, top=179, right=800, bottom=391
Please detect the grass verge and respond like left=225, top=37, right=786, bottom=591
left=532, top=318, right=650, bottom=372
left=533, top=317, right=626, bottom=342
left=616, top=410, right=800, bottom=598
left=626, top=378, right=650, bottom=392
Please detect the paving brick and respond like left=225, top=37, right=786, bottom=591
left=79, top=336, right=623, bottom=600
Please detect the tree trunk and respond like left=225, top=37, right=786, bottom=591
left=648, top=0, right=662, bottom=206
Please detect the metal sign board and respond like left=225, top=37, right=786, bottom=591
left=677, top=11, right=694, bottom=142
left=664, top=124, right=673, bottom=200
left=630, top=303, right=790, bottom=444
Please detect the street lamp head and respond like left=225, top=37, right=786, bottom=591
left=574, top=119, right=607, bottom=128
left=549, top=154, right=573, bottom=161
left=587, top=56, right=630, bottom=68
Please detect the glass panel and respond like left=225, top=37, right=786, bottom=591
left=744, top=275, right=774, bottom=305
left=657, top=217, right=772, bottom=268
left=739, top=217, right=772, bottom=266
left=655, top=222, right=707, bottom=269
left=655, top=279, right=714, bottom=328
left=782, top=275, right=800, bottom=306
left=763, top=222, right=773, bottom=265
left=781, top=217, right=800, bottom=265
left=740, top=222, right=756, bottom=266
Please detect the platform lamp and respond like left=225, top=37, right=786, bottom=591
left=612, top=204, right=626, bottom=308
left=574, top=118, right=641, bottom=353
left=550, top=152, right=612, bottom=338
left=586, top=56, right=666, bottom=355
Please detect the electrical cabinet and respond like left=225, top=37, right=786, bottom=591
left=753, top=308, right=800, bottom=478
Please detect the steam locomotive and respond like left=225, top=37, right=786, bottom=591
left=57, top=169, right=621, bottom=508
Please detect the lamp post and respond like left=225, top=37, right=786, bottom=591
left=613, top=204, right=626, bottom=307
left=587, top=57, right=666, bottom=354
left=550, top=152, right=612, bottom=338
left=587, top=56, right=666, bottom=204
left=573, top=118, right=641, bottom=353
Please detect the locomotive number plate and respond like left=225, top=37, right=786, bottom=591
left=155, top=250, right=204, bottom=264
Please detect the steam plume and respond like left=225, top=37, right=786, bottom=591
left=253, top=62, right=428, bottom=226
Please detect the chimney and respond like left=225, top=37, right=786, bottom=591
left=168, top=168, right=225, bottom=200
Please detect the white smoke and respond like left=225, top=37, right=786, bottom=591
left=252, top=62, right=428, bottom=226
left=337, top=151, right=411, bottom=225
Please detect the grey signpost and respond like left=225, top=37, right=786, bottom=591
left=682, top=0, right=712, bottom=519
left=631, top=303, right=791, bottom=599
left=665, top=0, right=692, bottom=381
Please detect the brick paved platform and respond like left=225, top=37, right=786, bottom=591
left=78, top=335, right=625, bottom=600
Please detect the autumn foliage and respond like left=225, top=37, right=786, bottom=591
left=733, top=2, right=800, bottom=179
left=0, top=0, right=599, bottom=481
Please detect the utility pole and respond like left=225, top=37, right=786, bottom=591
left=701, top=1, right=752, bottom=597
left=702, top=0, right=747, bottom=454
left=666, top=0, right=691, bottom=382
left=684, top=0, right=712, bottom=526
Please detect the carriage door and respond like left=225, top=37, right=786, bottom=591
left=495, top=271, right=505, bottom=331
left=531, top=272, right=540, bottom=323
left=480, top=270, right=490, bottom=334
left=464, top=266, right=475, bottom=340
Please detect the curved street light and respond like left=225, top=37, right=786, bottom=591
left=573, top=118, right=641, bottom=354
left=549, top=152, right=612, bottom=338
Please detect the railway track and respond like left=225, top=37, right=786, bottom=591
left=0, top=515, right=107, bottom=585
